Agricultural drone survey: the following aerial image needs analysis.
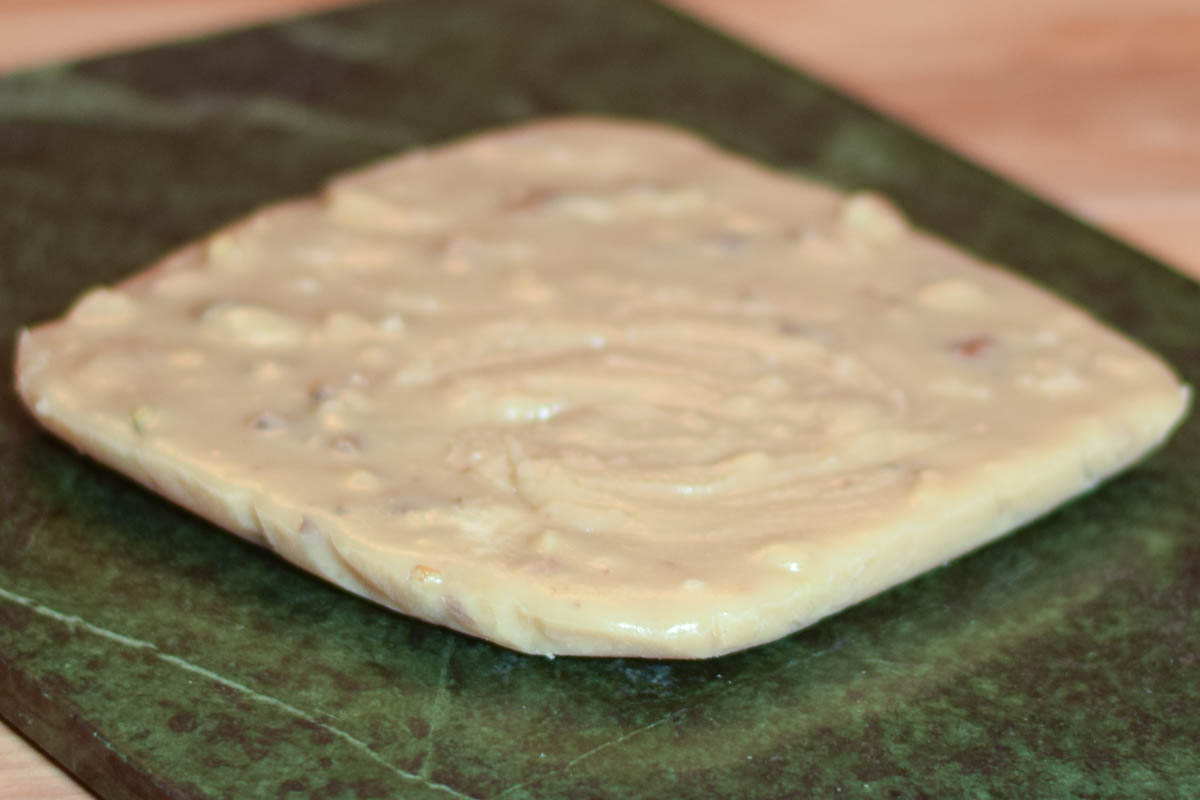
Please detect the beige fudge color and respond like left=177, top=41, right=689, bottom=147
left=15, top=118, right=1190, bottom=658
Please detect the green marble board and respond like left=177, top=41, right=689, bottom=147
left=2, top=1, right=1199, bottom=797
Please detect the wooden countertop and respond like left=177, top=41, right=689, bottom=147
left=1, top=0, right=1197, bottom=796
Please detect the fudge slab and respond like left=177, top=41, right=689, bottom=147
left=15, top=118, right=1189, bottom=657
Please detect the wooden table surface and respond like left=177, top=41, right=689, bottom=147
left=2, top=0, right=1197, bottom=796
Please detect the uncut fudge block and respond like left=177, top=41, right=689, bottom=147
left=16, top=118, right=1189, bottom=657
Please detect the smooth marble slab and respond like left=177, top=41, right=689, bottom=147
left=2, top=1, right=1198, bottom=797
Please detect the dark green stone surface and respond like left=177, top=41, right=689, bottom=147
left=2, top=0, right=1198, bottom=796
